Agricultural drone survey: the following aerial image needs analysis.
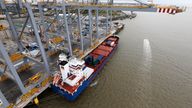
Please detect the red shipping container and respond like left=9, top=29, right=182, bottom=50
left=92, top=49, right=110, bottom=57
left=98, top=45, right=113, bottom=52
left=90, top=53, right=99, bottom=59
left=102, top=42, right=106, bottom=46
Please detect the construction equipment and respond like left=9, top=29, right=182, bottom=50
left=29, top=72, right=41, bottom=84
left=33, top=97, right=39, bottom=105
left=9, top=53, right=25, bottom=62
left=17, top=63, right=33, bottom=73
left=50, top=37, right=64, bottom=44
left=0, top=25, right=7, bottom=31
left=0, top=75, right=8, bottom=82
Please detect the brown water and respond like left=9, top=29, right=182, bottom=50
left=37, top=12, right=192, bottom=108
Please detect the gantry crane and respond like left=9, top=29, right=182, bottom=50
left=0, top=0, right=185, bottom=108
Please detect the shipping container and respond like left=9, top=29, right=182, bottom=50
left=98, top=45, right=113, bottom=52
left=92, top=49, right=110, bottom=57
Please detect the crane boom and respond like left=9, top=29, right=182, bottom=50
left=64, top=2, right=184, bottom=14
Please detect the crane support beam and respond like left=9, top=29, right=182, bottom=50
left=0, top=0, right=24, bottom=52
left=0, top=40, right=27, bottom=94
left=38, top=3, right=49, bottom=41
left=88, top=9, right=93, bottom=46
left=62, top=0, right=73, bottom=56
left=110, top=10, right=112, bottom=29
left=24, top=3, right=51, bottom=74
left=96, top=9, right=99, bottom=38
left=106, top=10, right=109, bottom=35
left=0, top=90, right=9, bottom=108
left=17, top=0, right=23, bottom=8
left=77, top=9, right=84, bottom=51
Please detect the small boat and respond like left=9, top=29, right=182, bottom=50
left=51, top=35, right=119, bottom=101
left=114, top=22, right=124, bottom=34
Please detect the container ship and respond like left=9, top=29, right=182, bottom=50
left=51, top=35, right=119, bottom=101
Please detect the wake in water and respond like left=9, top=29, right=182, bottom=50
left=143, top=39, right=152, bottom=69
left=90, top=80, right=99, bottom=87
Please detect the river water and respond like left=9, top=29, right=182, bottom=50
left=37, top=11, right=192, bottom=108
